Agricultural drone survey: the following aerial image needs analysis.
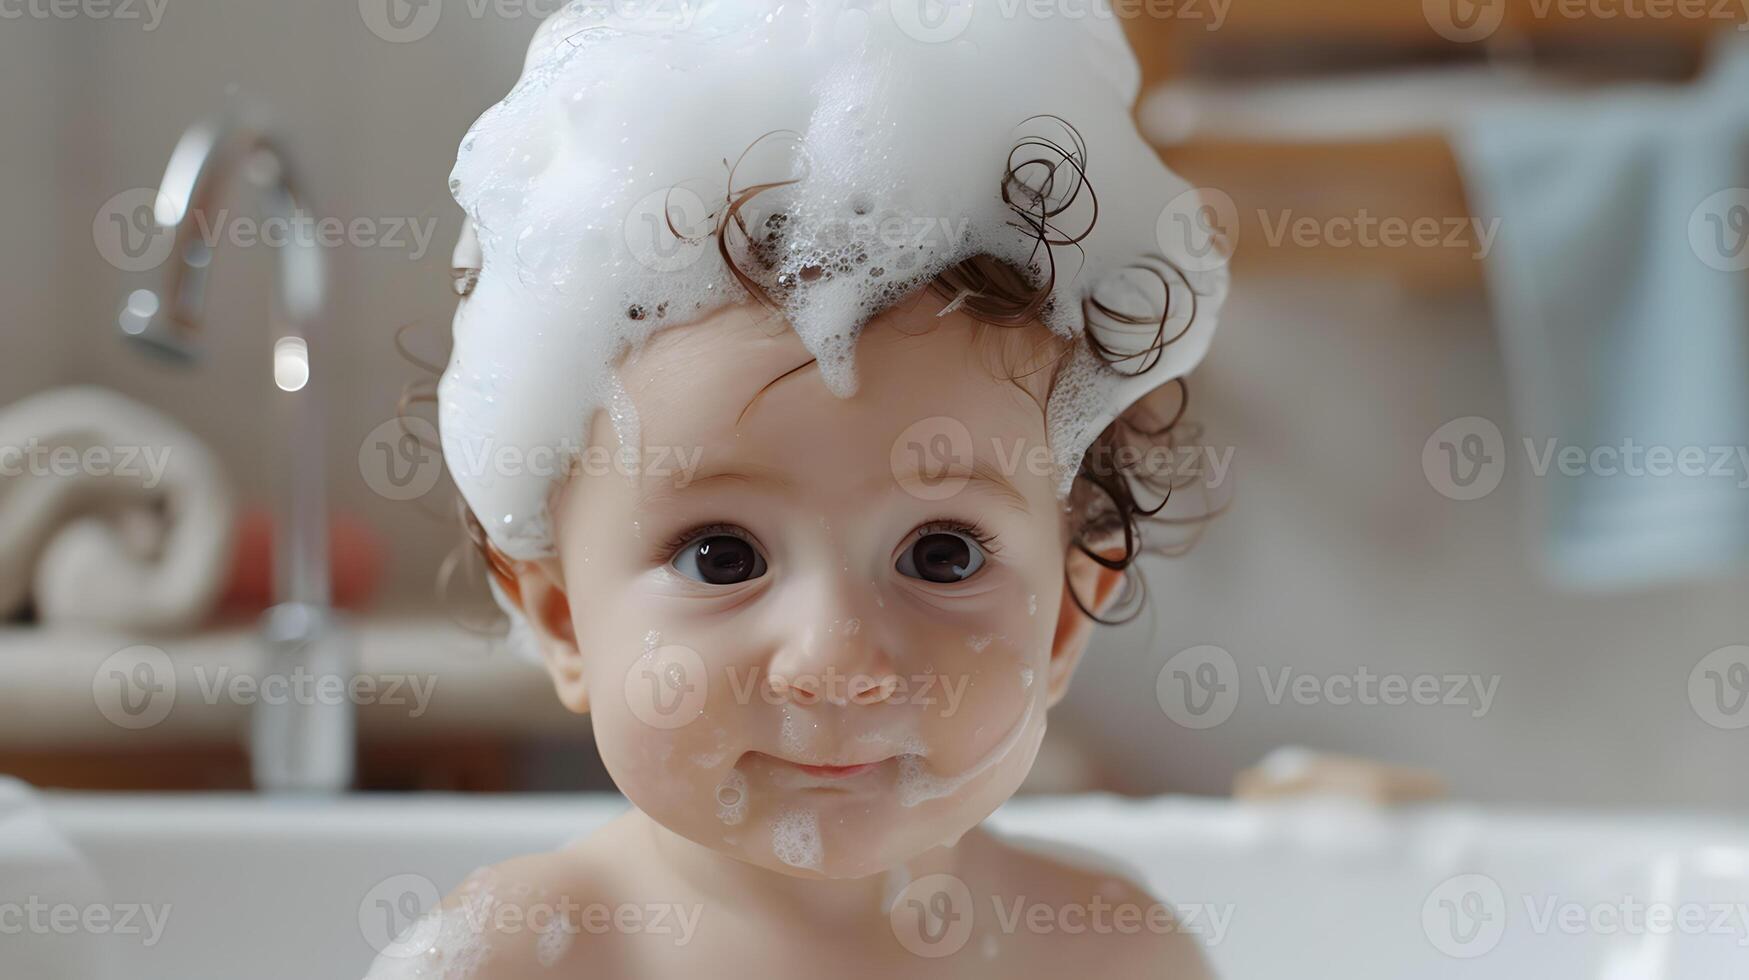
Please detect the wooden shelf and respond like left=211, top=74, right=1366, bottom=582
left=1118, top=7, right=1732, bottom=287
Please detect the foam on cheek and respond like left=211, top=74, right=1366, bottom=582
left=770, top=807, right=823, bottom=870
left=779, top=706, right=816, bottom=757
left=895, top=690, right=1041, bottom=808
left=441, top=0, right=1226, bottom=563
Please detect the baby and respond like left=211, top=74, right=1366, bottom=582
left=369, top=3, right=1227, bottom=978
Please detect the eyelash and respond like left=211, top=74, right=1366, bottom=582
left=654, top=518, right=1002, bottom=565
left=655, top=522, right=748, bottom=566
left=912, top=517, right=1001, bottom=557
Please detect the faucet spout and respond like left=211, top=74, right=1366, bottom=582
left=117, top=111, right=353, bottom=794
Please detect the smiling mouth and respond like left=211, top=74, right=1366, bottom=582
left=754, top=752, right=893, bottom=781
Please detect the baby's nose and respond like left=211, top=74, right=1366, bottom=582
left=766, top=612, right=900, bottom=707
left=768, top=668, right=900, bottom=707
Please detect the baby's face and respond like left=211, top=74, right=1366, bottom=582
left=536, top=299, right=1084, bottom=879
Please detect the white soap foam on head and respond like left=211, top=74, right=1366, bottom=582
left=442, top=0, right=1227, bottom=565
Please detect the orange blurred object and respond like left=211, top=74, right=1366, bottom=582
left=220, top=509, right=386, bottom=613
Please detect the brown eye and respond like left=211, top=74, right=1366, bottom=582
left=672, top=533, right=767, bottom=585
left=897, top=531, right=986, bottom=584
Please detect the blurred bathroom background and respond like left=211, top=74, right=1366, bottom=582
left=2, top=0, right=1746, bottom=807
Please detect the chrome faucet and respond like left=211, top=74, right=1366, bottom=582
left=117, top=111, right=355, bottom=793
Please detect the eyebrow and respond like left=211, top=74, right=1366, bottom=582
left=635, top=455, right=1031, bottom=514
left=636, top=464, right=798, bottom=508
left=891, top=455, right=1032, bottom=515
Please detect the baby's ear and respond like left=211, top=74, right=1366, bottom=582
left=1044, top=546, right=1127, bottom=708
left=510, top=559, right=589, bottom=714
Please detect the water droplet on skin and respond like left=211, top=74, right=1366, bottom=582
left=715, top=769, right=748, bottom=825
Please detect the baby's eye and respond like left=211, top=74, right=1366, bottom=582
left=670, top=528, right=768, bottom=585
left=896, top=525, right=989, bottom=584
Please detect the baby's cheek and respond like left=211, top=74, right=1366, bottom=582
left=586, top=637, right=747, bottom=809
left=902, top=617, right=1045, bottom=775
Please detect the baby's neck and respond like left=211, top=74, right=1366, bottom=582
left=636, top=807, right=985, bottom=924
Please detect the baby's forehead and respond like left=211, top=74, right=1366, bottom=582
left=607, top=303, right=1054, bottom=458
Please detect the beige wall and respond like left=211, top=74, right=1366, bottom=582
left=1, top=19, right=76, bottom=395
left=1065, top=276, right=1749, bottom=808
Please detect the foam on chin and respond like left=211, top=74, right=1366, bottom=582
left=442, top=0, right=1227, bottom=562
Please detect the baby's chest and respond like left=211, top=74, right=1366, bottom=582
left=596, top=906, right=1141, bottom=980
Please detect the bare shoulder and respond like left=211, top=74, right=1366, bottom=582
left=977, top=830, right=1215, bottom=979
left=360, top=848, right=619, bottom=980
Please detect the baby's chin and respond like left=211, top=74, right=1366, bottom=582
left=645, top=785, right=1000, bottom=881
left=724, top=812, right=978, bottom=881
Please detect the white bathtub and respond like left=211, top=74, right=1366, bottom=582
left=30, top=793, right=1749, bottom=979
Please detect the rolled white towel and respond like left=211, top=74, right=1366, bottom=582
left=0, top=386, right=234, bottom=632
